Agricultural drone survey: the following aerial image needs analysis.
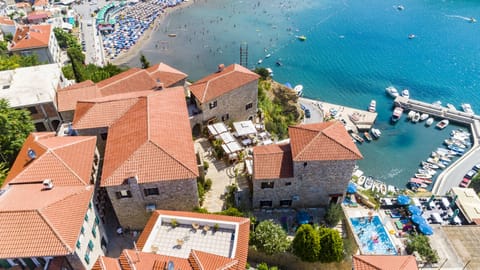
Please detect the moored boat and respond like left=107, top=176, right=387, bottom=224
left=448, top=144, right=465, bottom=154
left=422, top=161, right=440, bottom=170
left=446, top=103, right=456, bottom=111
left=357, top=175, right=366, bottom=186
left=401, top=89, right=410, bottom=98
left=407, top=110, right=416, bottom=120
left=364, top=132, right=373, bottom=142
left=420, top=113, right=429, bottom=121
left=293, top=85, right=303, bottom=96
left=412, top=112, right=421, bottom=123
left=296, top=35, right=307, bottom=41
left=368, top=100, right=376, bottom=112
left=391, top=106, right=404, bottom=122
left=351, top=132, right=364, bottom=143
left=461, top=103, right=474, bottom=114
left=415, top=173, right=433, bottom=179
left=425, top=117, right=434, bottom=126
left=436, top=119, right=449, bottom=129
left=364, top=176, right=374, bottom=190
left=371, top=128, right=381, bottom=139
left=385, top=86, right=399, bottom=98
left=380, top=182, right=387, bottom=195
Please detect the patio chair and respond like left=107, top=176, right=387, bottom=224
left=176, top=239, right=184, bottom=247
left=203, top=225, right=210, bottom=233
left=192, top=223, right=200, bottom=231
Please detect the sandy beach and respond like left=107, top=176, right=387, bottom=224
left=110, top=0, right=195, bottom=66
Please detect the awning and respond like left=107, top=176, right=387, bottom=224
left=397, top=195, right=411, bottom=206
left=219, top=132, right=235, bottom=144
left=408, top=205, right=422, bottom=216
left=221, top=141, right=242, bottom=154
left=411, top=214, right=426, bottom=225
left=245, top=159, right=253, bottom=175
left=449, top=187, right=480, bottom=225
left=233, top=120, right=257, bottom=137
left=418, top=223, right=433, bottom=235
left=208, top=122, right=228, bottom=136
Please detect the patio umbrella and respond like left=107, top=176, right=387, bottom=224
left=397, top=195, right=411, bottom=205
left=296, top=211, right=310, bottom=225
left=411, top=214, right=426, bottom=225
left=451, top=208, right=460, bottom=219
left=408, top=205, right=422, bottom=216
left=418, top=223, right=434, bottom=235
left=347, top=182, right=357, bottom=194
left=450, top=195, right=458, bottom=207
left=427, top=194, right=435, bottom=203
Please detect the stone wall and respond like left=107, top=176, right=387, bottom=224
left=76, top=127, right=109, bottom=158
left=199, top=80, right=258, bottom=123
left=252, top=177, right=296, bottom=208
left=106, top=178, right=199, bottom=229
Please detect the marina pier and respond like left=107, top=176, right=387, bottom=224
left=394, top=96, right=480, bottom=195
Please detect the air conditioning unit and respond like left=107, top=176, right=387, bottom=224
left=43, top=179, right=54, bottom=190
left=145, top=204, right=156, bottom=212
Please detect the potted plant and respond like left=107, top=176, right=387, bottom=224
left=171, top=219, right=178, bottom=228
left=213, top=223, right=219, bottom=232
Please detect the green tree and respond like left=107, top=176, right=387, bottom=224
left=405, top=234, right=439, bottom=264
left=292, top=224, right=320, bottom=262
left=0, top=99, right=34, bottom=166
left=140, top=54, right=150, bottom=69
left=318, top=227, right=344, bottom=262
left=251, top=220, right=290, bottom=255
left=254, top=67, right=270, bottom=80
left=54, top=28, right=81, bottom=50
left=324, top=203, right=344, bottom=227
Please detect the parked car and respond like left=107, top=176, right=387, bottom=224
left=472, top=163, right=480, bottom=172
left=460, top=178, right=470, bottom=188
left=304, top=109, right=311, bottom=118
left=465, top=170, right=477, bottom=179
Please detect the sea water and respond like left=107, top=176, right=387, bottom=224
left=126, top=0, right=480, bottom=188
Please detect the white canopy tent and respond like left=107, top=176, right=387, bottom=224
left=207, top=122, right=228, bottom=136
left=233, top=120, right=257, bottom=137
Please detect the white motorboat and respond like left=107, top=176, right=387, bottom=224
left=396, top=5, right=405, bottom=11
left=446, top=103, right=456, bottom=111
left=422, top=161, right=440, bottom=170
left=265, top=53, right=271, bottom=58
left=364, top=176, right=374, bottom=190
left=425, top=117, right=434, bottom=126
left=420, top=113, right=429, bottom=121
left=371, top=128, right=381, bottom=139
left=415, top=173, right=433, bottom=179
left=407, top=110, right=416, bottom=120
left=380, top=182, right=387, bottom=195
left=470, top=17, right=477, bottom=23
left=412, top=112, right=421, bottom=123
left=436, top=119, right=449, bottom=129
left=391, top=106, right=404, bottom=122
left=257, top=59, right=263, bottom=64
left=364, top=132, right=373, bottom=142
left=357, top=175, right=366, bottom=186
left=461, top=103, right=474, bottom=114
left=432, top=100, right=442, bottom=107
left=385, top=86, right=399, bottom=98
left=401, top=89, right=410, bottom=98
left=266, top=68, right=273, bottom=76
left=408, top=34, right=416, bottom=39
left=368, top=100, right=376, bottom=112
left=293, top=85, right=303, bottom=96
left=351, top=132, right=364, bottom=143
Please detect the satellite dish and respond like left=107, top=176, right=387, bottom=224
left=167, top=261, right=174, bottom=270
left=27, top=149, right=36, bottom=159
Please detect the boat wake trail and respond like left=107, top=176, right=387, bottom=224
left=445, top=14, right=473, bottom=21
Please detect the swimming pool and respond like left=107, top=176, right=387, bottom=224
left=350, top=216, right=397, bottom=255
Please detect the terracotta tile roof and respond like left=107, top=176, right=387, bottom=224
left=146, top=62, right=188, bottom=87
left=9, top=25, right=51, bottom=51
left=100, top=88, right=198, bottom=186
left=189, top=64, right=259, bottom=103
left=0, top=184, right=93, bottom=258
left=353, top=255, right=418, bottom=270
left=57, top=81, right=99, bottom=112
left=92, top=256, right=121, bottom=270
left=3, top=132, right=97, bottom=188
left=73, top=91, right=154, bottom=130
left=33, top=0, right=48, bottom=6
left=0, top=16, right=15, bottom=25
left=136, top=210, right=250, bottom=270
left=189, top=250, right=238, bottom=270
left=289, top=121, right=363, bottom=161
left=253, top=143, right=293, bottom=179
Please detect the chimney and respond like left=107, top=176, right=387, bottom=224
left=155, top=78, right=163, bottom=90
left=217, top=64, right=225, bottom=72
left=42, top=179, right=54, bottom=190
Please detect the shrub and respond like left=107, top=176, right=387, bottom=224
left=204, top=178, right=212, bottom=191
left=217, top=207, right=243, bottom=217
left=406, top=234, right=439, bottom=264
left=170, top=219, right=178, bottom=228
left=257, top=263, right=269, bottom=270
left=203, top=160, right=209, bottom=170
left=292, top=224, right=320, bottom=262
left=251, top=220, right=290, bottom=255
left=318, top=227, right=344, bottom=263
left=324, top=204, right=343, bottom=227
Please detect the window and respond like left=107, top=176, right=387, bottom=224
left=84, top=254, right=90, bottom=265
left=27, top=106, right=38, bottom=114
left=144, top=187, right=159, bottom=196
left=92, top=226, right=96, bottom=238
left=34, top=122, right=47, bottom=132
left=84, top=214, right=89, bottom=222
left=81, top=226, right=85, bottom=235
left=88, top=201, right=92, bottom=209
left=260, top=200, right=273, bottom=208
left=209, top=101, right=217, bottom=109
left=95, top=216, right=100, bottom=225
left=115, top=190, right=132, bottom=199
left=88, top=240, right=94, bottom=250
left=261, top=182, right=274, bottom=189
left=285, top=182, right=292, bottom=186
left=76, top=240, right=81, bottom=249
left=280, top=200, right=293, bottom=207
left=1, top=85, right=9, bottom=89
left=245, top=102, right=253, bottom=110
left=221, top=113, right=229, bottom=121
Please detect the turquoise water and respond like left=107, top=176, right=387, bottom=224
left=126, top=0, right=480, bottom=188
left=350, top=216, right=397, bottom=255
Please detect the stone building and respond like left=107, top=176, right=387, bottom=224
left=71, top=88, right=199, bottom=230
left=252, top=121, right=363, bottom=208
left=187, top=64, right=260, bottom=134
left=0, top=132, right=107, bottom=270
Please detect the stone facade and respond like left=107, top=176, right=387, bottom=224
left=194, top=80, right=258, bottom=125
left=106, top=178, right=199, bottom=230
left=253, top=159, right=356, bottom=209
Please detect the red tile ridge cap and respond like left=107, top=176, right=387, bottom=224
left=147, top=140, right=198, bottom=178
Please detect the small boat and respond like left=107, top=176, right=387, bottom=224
left=296, top=35, right=307, bottom=41
left=257, top=59, right=263, bottom=64
left=275, top=61, right=283, bottom=66
left=408, top=34, right=416, bottom=39
left=420, top=113, right=429, bottom=121
left=351, top=133, right=364, bottom=143
left=436, top=119, right=449, bottom=129
left=380, top=183, right=387, bottom=195
left=266, top=68, right=273, bottom=76
left=446, top=103, right=456, bottom=111
left=415, top=173, right=432, bottom=179
left=364, top=177, right=374, bottom=190
left=349, top=113, right=360, bottom=123
left=371, top=128, right=381, bottom=139
left=168, top=33, right=177, bottom=37
left=422, top=161, right=440, bottom=170
left=410, top=177, right=432, bottom=185
left=412, top=112, right=421, bottom=123
left=387, top=185, right=397, bottom=194
left=448, top=144, right=465, bottom=154
left=407, top=110, right=416, bottom=120
left=293, top=85, right=303, bottom=96
left=444, top=138, right=466, bottom=149
left=461, top=103, right=474, bottom=114
left=364, top=132, right=373, bottom=142
left=357, top=175, right=366, bottom=186
left=427, top=158, right=446, bottom=168
left=391, top=106, right=404, bottom=122
left=368, top=100, right=376, bottom=112
left=397, top=5, right=405, bottom=11
left=385, top=86, right=399, bottom=98
left=265, top=53, right=271, bottom=58
left=418, top=168, right=436, bottom=176
left=425, top=117, right=434, bottom=126
left=432, top=100, right=442, bottom=107
left=470, top=17, right=477, bottom=23
left=401, top=89, right=410, bottom=98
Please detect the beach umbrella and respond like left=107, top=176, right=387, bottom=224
left=418, top=223, right=433, bottom=235
left=411, top=214, right=426, bottom=225
left=347, top=182, right=357, bottom=194
left=450, top=195, right=458, bottom=207
left=397, top=195, right=411, bottom=205
left=408, top=205, right=422, bottom=216
left=427, top=194, right=435, bottom=203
